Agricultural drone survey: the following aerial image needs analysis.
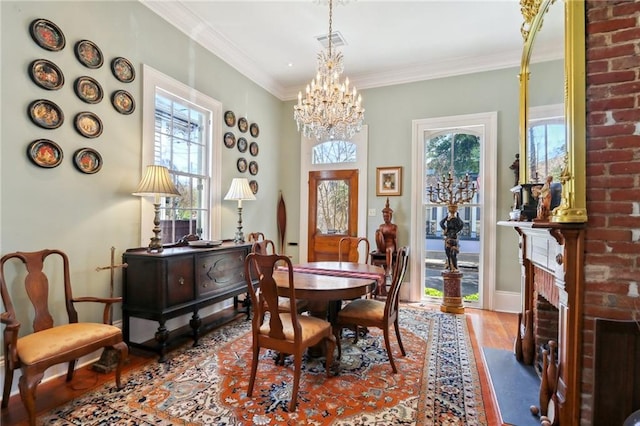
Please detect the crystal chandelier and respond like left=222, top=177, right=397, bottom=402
left=293, top=0, right=364, bottom=141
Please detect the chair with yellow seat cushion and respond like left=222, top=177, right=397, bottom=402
left=244, top=252, right=336, bottom=411
left=0, top=249, right=128, bottom=426
left=333, top=246, right=409, bottom=373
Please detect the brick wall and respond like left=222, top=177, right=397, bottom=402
left=584, top=1, right=640, bottom=424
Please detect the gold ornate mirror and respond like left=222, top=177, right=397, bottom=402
left=519, top=0, right=587, bottom=222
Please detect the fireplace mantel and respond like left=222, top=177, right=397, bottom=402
left=498, top=221, right=586, bottom=425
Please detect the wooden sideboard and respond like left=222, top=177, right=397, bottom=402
left=498, top=221, right=585, bottom=426
left=122, top=242, right=252, bottom=361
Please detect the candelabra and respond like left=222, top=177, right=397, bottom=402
left=427, top=172, right=477, bottom=207
left=426, top=171, right=477, bottom=315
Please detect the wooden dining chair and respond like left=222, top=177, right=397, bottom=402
left=244, top=252, right=336, bottom=411
left=0, top=249, right=129, bottom=426
left=338, top=237, right=370, bottom=263
left=333, top=246, right=409, bottom=373
left=250, top=238, right=308, bottom=315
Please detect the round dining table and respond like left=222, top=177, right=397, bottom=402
left=289, top=261, right=387, bottom=296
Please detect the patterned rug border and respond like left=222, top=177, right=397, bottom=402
left=41, top=305, right=486, bottom=425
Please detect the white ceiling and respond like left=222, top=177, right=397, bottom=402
left=141, top=0, right=564, bottom=101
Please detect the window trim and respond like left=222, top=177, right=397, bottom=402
left=141, top=64, right=222, bottom=245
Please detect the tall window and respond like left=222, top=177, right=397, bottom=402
left=154, top=91, right=210, bottom=242
left=142, top=65, right=222, bottom=244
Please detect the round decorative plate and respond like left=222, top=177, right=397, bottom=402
left=249, top=180, right=258, bottom=194
left=74, top=76, right=103, bottom=104
left=238, top=117, right=248, bottom=133
left=237, top=157, right=247, bottom=173
left=74, top=112, right=103, bottom=138
left=29, top=59, right=64, bottom=90
left=224, top=132, right=236, bottom=148
left=73, top=148, right=102, bottom=174
left=27, top=139, right=63, bottom=168
left=250, top=123, right=259, bottom=137
left=28, top=99, right=63, bottom=129
left=111, top=57, right=135, bottom=83
left=29, top=19, right=65, bottom=51
left=249, top=161, right=258, bottom=176
left=112, top=90, right=135, bottom=115
left=237, top=137, right=248, bottom=153
left=74, top=39, right=103, bottom=69
left=249, top=141, right=259, bottom=157
left=224, top=110, right=236, bottom=127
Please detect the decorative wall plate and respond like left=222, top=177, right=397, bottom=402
left=250, top=123, right=259, bottom=138
left=237, top=137, right=248, bottom=153
left=111, top=57, right=135, bottom=83
left=74, top=76, right=103, bottom=104
left=28, top=99, right=63, bottom=129
left=224, top=132, right=236, bottom=148
left=74, top=112, right=103, bottom=138
left=112, top=90, right=135, bottom=115
left=249, top=161, right=258, bottom=176
left=249, top=180, right=258, bottom=195
left=29, top=59, right=64, bottom=90
left=74, top=39, right=103, bottom=69
left=237, top=157, right=247, bottom=173
left=73, top=148, right=102, bottom=174
left=27, top=139, right=63, bottom=168
left=249, top=141, right=259, bottom=157
left=238, top=117, right=248, bottom=133
left=224, top=110, right=236, bottom=127
left=29, top=19, right=65, bottom=51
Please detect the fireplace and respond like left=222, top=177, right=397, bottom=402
left=499, top=220, right=586, bottom=425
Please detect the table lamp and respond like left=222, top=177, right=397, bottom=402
left=133, top=165, right=180, bottom=252
left=224, top=177, right=256, bottom=243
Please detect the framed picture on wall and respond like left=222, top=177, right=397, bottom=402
left=376, top=166, right=402, bottom=196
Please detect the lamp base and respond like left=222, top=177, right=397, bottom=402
left=233, top=233, right=245, bottom=244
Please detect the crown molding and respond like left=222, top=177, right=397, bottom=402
left=142, top=1, right=562, bottom=102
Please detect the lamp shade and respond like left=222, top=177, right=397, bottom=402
left=224, top=178, right=256, bottom=201
left=133, top=165, right=180, bottom=197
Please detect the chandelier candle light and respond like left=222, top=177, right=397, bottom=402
left=427, top=171, right=477, bottom=314
left=133, top=165, right=180, bottom=253
left=293, top=0, right=364, bottom=141
left=224, top=178, right=256, bottom=243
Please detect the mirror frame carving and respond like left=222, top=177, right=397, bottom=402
left=519, top=0, right=587, bottom=223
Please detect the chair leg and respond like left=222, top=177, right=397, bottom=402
left=289, top=353, right=302, bottom=412
left=383, top=327, right=398, bottom=374
left=325, top=334, right=336, bottom=376
left=333, top=326, right=342, bottom=359
left=65, top=359, right=77, bottom=382
left=2, top=362, right=13, bottom=408
left=114, top=342, right=129, bottom=389
left=18, top=372, right=43, bottom=426
left=247, top=346, right=260, bottom=397
left=394, top=319, right=406, bottom=356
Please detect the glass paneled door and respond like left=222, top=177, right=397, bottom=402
left=307, top=169, right=359, bottom=261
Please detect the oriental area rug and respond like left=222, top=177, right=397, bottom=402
left=41, top=306, right=486, bottom=425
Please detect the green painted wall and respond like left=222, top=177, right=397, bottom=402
left=1, top=0, right=563, bottom=327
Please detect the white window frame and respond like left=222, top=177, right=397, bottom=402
left=141, top=65, right=222, bottom=244
left=411, top=113, right=497, bottom=307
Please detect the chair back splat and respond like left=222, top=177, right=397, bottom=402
left=338, top=237, right=370, bottom=263
left=0, top=249, right=128, bottom=426
left=333, top=246, right=409, bottom=373
left=244, top=253, right=335, bottom=411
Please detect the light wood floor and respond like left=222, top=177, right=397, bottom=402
left=1, top=305, right=518, bottom=426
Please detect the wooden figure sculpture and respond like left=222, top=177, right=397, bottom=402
left=374, top=197, right=398, bottom=275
